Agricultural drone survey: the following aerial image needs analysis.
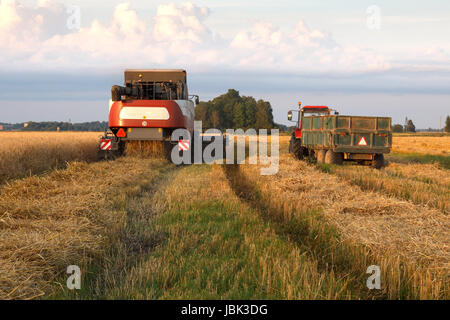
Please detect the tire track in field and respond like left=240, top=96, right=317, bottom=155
left=223, top=153, right=449, bottom=299
left=71, top=161, right=182, bottom=298
left=1, top=156, right=176, bottom=299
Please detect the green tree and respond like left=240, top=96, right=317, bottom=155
left=210, top=110, right=220, bottom=128
left=194, top=89, right=275, bottom=130
left=233, top=103, right=247, bottom=129
left=243, top=97, right=257, bottom=129
left=255, top=100, right=274, bottom=130
left=392, top=124, right=404, bottom=133
left=194, top=101, right=213, bottom=128
left=445, top=116, right=450, bottom=133
left=405, top=119, right=416, bottom=133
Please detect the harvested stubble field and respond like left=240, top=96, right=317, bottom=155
left=0, top=132, right=448, bottom=299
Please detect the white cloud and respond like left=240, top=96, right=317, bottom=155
left=0, top=1, right=448, bottom=74
left=153, top=2, right=212, bottom=44
left=0, top=0, right=20, bottom=29
left=228, top=18, right=389, bottom=73
left=112, top=2, right=146, bottom=35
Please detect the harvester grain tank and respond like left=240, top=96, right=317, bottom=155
left=287, top=102, right=392, bottom=168
left=99, top=69, right=199, bottom=158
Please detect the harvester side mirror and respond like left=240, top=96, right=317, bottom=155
left=287, top=111, right=293, bottom=121
left=111, top=85, right=122, bottom=102
left=190, top=95, right=200, bottom=105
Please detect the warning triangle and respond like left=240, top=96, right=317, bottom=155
left=116, top=128, right=126, bottom=137
left=358, top=136, right=368, bottom=146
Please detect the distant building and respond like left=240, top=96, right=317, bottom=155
left=0, top=125, right=3, bottom=131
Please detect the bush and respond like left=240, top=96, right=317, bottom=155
left=392, top=124, right=403, bottom=133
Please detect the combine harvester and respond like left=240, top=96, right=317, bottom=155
left=98, top=69, right=199, bottom=159
left=287, top=102, right=392, bottom=168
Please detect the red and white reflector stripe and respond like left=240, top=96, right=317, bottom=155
left=178, top=139, right=190, bottom=151
left=100, top=139, right=112, bottom=150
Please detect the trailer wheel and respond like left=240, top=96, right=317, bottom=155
left=371, top=154, right=385, bottom=169
left=316, top=149, right=327, bottom=164
left=325, top=150, right=343, bottom=165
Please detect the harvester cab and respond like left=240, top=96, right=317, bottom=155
left=98, top=69, right=198, bottom=159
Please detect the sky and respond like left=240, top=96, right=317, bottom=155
left=0, top=0, right=449, bottom=128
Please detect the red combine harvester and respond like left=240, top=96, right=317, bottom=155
left=98, top=69, right=199, bottom=158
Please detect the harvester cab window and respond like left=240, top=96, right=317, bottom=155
left=124, top=81, right=186, bottom=100
left=111, top=70, right=190, bottom=102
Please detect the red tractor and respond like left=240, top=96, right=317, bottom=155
left=288, top=102, right=392, bottom=168
left=98, top=69, right=199, bottom=158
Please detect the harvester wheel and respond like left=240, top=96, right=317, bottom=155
left=371, top=154, right=385, bottom=169
left=316, top=149, right=327, bottom=164
left=325, top=150, right=343, bottom=165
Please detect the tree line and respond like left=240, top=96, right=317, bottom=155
left=195, top=89, right=276, bottom=130
left=392, top=116, right=450, bottom=133
left=0, top=121, right=108, bottom=131
left=392, top=119, right=416, bottom=133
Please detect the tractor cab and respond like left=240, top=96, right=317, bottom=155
left=300, top=106, right=331, bottom=117
left=288, top=103, right=331, bottom=138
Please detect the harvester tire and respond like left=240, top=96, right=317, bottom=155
left=316, top=149, right=327, bottom=164
left=325, top=150, right=343, bottom=165
left=371, top=154, right=385, bottom=169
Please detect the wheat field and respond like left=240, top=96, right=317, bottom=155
left=0, top=132, right=100, bottom=184
left=392, top=135, right=450, bottom=155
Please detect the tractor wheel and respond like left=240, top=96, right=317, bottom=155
left=291, top=138, right=304, bottom=159
left=316, top=149, right=327, bottom=164
left=324, top=150, right=343, bottom=165
left=288, top=132, right=297, bottom=154
left=371, top=154, right=385, bottom=169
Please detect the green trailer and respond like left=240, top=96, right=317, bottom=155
left=288, top=104, right=392, bottom=168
